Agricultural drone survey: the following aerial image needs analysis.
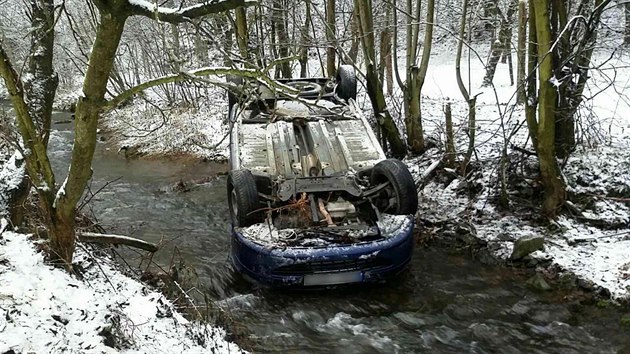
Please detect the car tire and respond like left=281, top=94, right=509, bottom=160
left=228, top=169, right=260, bottom=227
left=335, top=65, right=357, bottom=101
left=288, top=81, right=322, bottom=96
left=370, top=159, right=418, bottom=215
left=227, top=75, right=243, bottom=109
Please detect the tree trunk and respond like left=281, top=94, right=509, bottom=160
left=52, top=8, right=128, bottom=265
left=482, top=39, right=503, bottom=87
left=299, top=0, right=312, bottom=77
left=326, top=0, right=336, bottom=76
left=348, top=7, right=360, bottom=64
left=444, top=102, right=456, bottom=168
left=517, top=0, right=527, bottom=103
left=625, top=3, right=630, bottom=45
left=404, top=0, right=424, bottom=154
left=235, top=7, right=250, bottom=62
left=482, top=2, right=517, bottom=87
left=47, top=215, right=76, bottom=268
left=10, top=0, right=59, bottom=227
left=194, top=20, right=209, bottom=65
left=532, top=0, right=566, bottom=217
left=525, top=0, right=538, bottom=150
left=378, top=6, right=392, bottom=92
left=273, top=0, right=291, bottom=78
left=355, top=0, right=406, bottom=158
left=24, top=0, right=58, bottom=147
left=413, top=0, right=436, bottom=154
left=456, top=0, right=477, bottom=175
left=553, top=0, right=606, bottom=159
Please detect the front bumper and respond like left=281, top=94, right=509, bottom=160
left=229, top=216, right=414, bottom=287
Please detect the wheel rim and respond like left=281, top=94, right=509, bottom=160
left=379, top=183, right=400, bottom=213
left=373, top=172, right=400, bottom=213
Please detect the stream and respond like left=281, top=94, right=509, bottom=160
left=45, top=110, right=630, bottom=353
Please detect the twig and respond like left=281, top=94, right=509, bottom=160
left=78, top=176, right=122, bottom=211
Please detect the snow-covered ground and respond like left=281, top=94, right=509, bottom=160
left=410, top=43, right=630, bottom=300
left=0, top=229, right=245, bottom=353
left=100, top=85, right=230, bottom=159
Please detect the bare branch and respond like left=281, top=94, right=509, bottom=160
left=126, top=0, right=257, bottom=23
left=78, top=232, right=159, bottom=252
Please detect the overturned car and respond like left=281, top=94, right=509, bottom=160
left=226, top=66, right=418, bottom=287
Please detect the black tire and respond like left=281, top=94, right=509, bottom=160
left=288, top=81, right=322, bottom=96
left=370, top=159, right=418, bottom=215
left=227, top=75, right=243, bottom=108
left=227, top=169, right=260, bottom=227
left=335, top=65, right=357, bottom=101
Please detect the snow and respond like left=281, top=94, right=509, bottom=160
left=0, top=231, right=245, bottom=354
left=127, top=0, right=178, bottom=15
left=53, top=176, right=68, bottom=208
left=239, top=214, right=409, bottom=248
left=126, top=0, right=257, bottom=18
left=239, top=222, right=299, bottom=246
left=0, top=150, right=25, bottom=218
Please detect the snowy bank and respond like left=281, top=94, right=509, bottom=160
left=100, top=86, right=229, bottom=160
left=0, top=231, right=244, bottom=353
left=409, top=46, right=630, bottom=301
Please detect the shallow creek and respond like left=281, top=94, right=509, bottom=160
left=45, top=111, right=630, bottom=353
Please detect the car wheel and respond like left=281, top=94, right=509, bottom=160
left=335, top=65, right=357, bottom=101
left=227, top=169, right=260, bottom=227
left=370, top=159, right=418, bottom=215
left=288, top=81, right=322, bottom=96
left=227, top=75, right=243, bottom=109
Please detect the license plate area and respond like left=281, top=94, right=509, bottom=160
left=303, top=271, right=363, bottom=286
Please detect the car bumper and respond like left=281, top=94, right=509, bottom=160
left=229, top=216, right=415, bottom=287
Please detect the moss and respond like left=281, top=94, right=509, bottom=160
left=621, top=315, right=630, bottom=328
left=596, top=300, right=610, bottom=308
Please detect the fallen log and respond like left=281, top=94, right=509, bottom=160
left=78, top=232, right=158, bottom=252
left=416, top=158, right=443, bottom=189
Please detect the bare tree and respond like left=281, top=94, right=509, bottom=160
left=355, top=0, right=406, bottom=157
left=455, top=0, right=478, bottom=175
left=393, top=0, right=435, bottom=155
left=481, top=0, right=518, bottom=87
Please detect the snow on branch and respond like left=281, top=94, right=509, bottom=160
left=78, top=232, right=159, bottom=252
left=127, top=0, right=257, bottom=23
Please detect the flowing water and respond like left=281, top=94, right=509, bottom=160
left=45, top=111, right=630, bottom=353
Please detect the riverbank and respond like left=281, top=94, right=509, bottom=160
left=0, top=229, right=244, bottom=353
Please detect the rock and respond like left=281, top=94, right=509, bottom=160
left=510, top=235, right=544, bottom=260
left=558, top=272, right=578, bottom=289
left=526, top=273, right=552, bottom=291
left=577, top=278, right=595, bottom=290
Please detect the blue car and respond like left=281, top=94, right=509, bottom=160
left=226, top=66, right=418, bottom=287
